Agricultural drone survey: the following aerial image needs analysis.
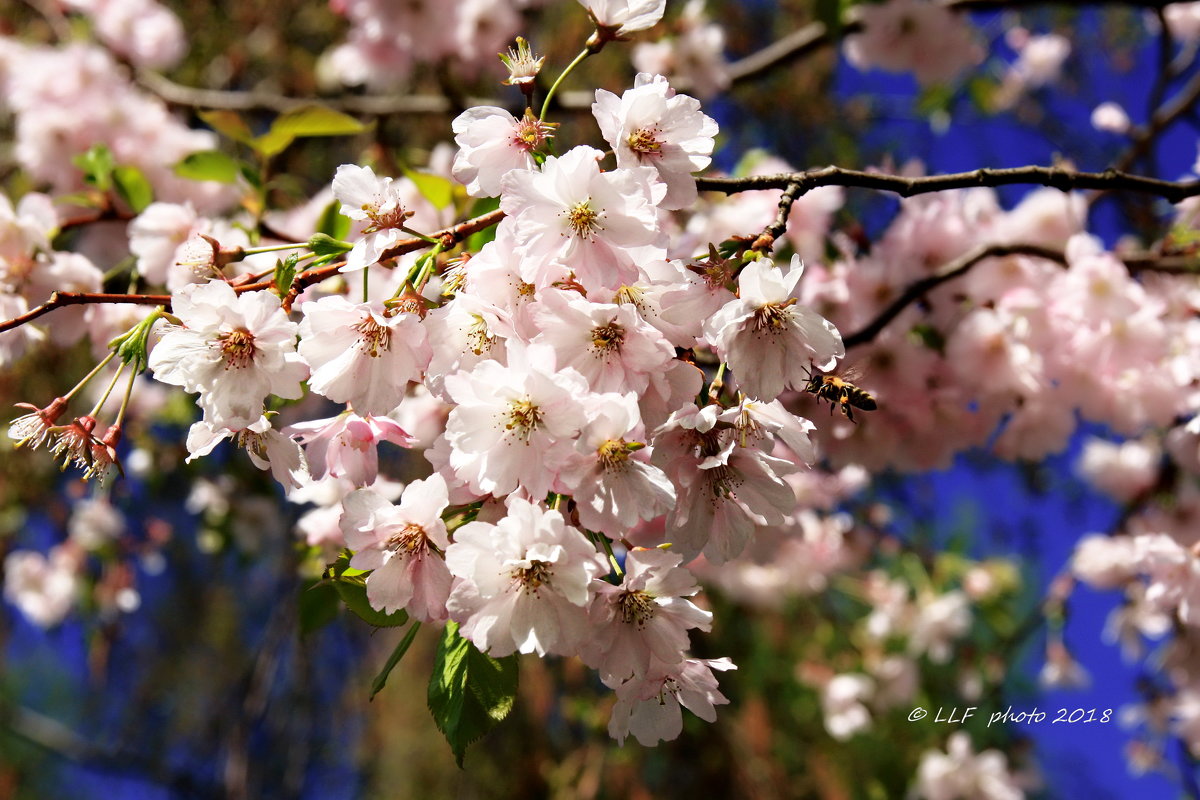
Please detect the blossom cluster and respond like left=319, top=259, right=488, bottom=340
left=2, top=0, right=1200, bottom=789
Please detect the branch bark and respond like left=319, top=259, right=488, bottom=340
left=697, top=165, right=1200, bottom=203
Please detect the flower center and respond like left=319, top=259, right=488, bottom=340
left=505, top=398, right=543, bottom=440
left=512, top=111, right=555, bottom=151
left=385, top=523, right=429, bottom=557
left=597, top=439, right=631, bottom=471
left=466, top=314, right=496, bottom=355
left=752, top=300, right=797, bottom=335
left=218, top=328, right=258, bottom=368
left=627, top=127, right=663, bottom=156
left=566, top=200, right=603, bottom=240
left=353, top=316, right=392, bottom=357
left=513, top=559, right=553, bottom=593
left=617, top=589, right=657, bottom=628
left=362, top=198, right=412, bottom=232
left=591, top=321, right=624, bottom=354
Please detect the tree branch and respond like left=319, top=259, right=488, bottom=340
left=0, top=210, right=508, bottom=334
left=697, top=165, right=1200, bottom=203
left=842, top=244, right=1067, bottom=349
left=0, top=292, right=169, bottom=334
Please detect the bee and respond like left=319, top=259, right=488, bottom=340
left=803, top=366, right=877, bottom=423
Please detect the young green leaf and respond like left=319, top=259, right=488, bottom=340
left=175, top=151, right=243, bottom=184
left=112, top=166, right=154, bottom=212
left=427, top=622, right=519, bottom=767
left=316, top=200, right=352, bottom=241
left=370, top=622, right=422, bottom=700
left=253, top=105, right=366, bottom=158
left=198, top=109, right=256, bottom=145
left=72, top=144, right=115, bottom=191
left=327, top=551, right=409, bottom=627
left=403, top=169, right=457, bottom=210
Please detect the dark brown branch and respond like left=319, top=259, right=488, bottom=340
left=0, top=292, right=169, bottom=334
left=843, top=244, right=1067, bottom=349
left=1112, top=56, right=1200, bottom=176
left=697, top=165, right=1200, bottom=203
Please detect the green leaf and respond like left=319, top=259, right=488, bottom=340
left=427, top=622, right=519, bottom=767
left=308, top=232, right=354, bottom=257
left=316, top=200, right=352, bottom=240
left=371, top=622, right=422, bottom=700
left=327, top=552, right=409, bottom=627
left=112, top=166, right=154, bottom=212
left=253, top=105, right=366, bottom=157
left=272, top=253, right=300, bottom=299
left=174, top=150, right=243, bottom=184
left=198, top=109, right=257, bottom=145
left=403, top=168, right=456, bottom=210
left=73, top=144, right=115, bottom=191
left=298, top=579, right=340, bottom=636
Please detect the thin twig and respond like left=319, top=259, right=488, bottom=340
left=0, top=292, right=168, bottom=334
left=843, top=243, right=1067, bottom=349
left=697, top=165, right=1200, bottom=203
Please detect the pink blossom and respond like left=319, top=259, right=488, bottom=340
left=704, top=255, right=845, bottom=401
left=445, top=497, right=607, bottom=657
left=452, top=107, right=553, bottom=198
left=592, top=73, right=717, bottom=209
left=579, top=0, right=667, bottom=35
left=559, top=392, right=675, bottom=534
left=187, top=415, right=308, bottom=490
left=581, top=547, right=711, bottom=685
left=285, top=412, right=413, bottom=488
left=147, top=280, right=308, bottom=427
left=631, top=0, right=729, bottom=99
left=331, top=164, right=414, bottom=272
left=499, top=146, right=666, bottom=291
left=607, top=657, right=735, bottom=746
left=3, top=547, right=79, bottom=628
left=442, top=343, right=588, bottom=499
left=340, top=475, right=452, bottom=622
left=298, top=295, right=430, bottom=415
left=532, top=289, right=675, bottom=394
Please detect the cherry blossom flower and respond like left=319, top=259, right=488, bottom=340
left=340, top=475, right=452, bottom=622
left=705, top=255, right=844, bottom=402
left=581, top=547, right=711, bottom=685
left=452, top=107, right=554, bottom=198
left=607, top=657, right=735, bottom=746
left=560, top=393, right=675, bottom=534
left=442, top=343, right=588, bottom=499
left=499, top=146, right=665, bottom=291
left=532, top=289, right=675, bottom=394
left=592, top=72, right=717, bottom=209
left=298, top=295, right=430, bottom=415
left=285, top=412, right=413, bottom=488
left=445, top=497, right=607, bottom=657
left=148, top=280, right=308, bottom=427
left=186, top=415, right=308, bottom=490
left=332, top=164, right=415, bottom=272
left=579, top=0, right=667, bottom=36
